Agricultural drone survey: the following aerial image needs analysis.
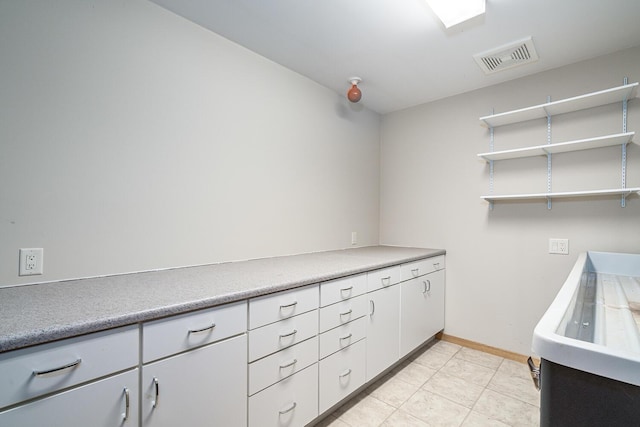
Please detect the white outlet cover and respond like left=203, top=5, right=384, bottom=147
left=19, top=248, right=43, bottom=275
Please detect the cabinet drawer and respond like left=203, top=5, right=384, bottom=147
left=366, top=265, right=402, bottom=292
left=249, top=364, right=318, bottom=427
left=0, top=368, right=138, bottom=427
left=320, top=274, right=367, bottom=307
left=319, top=316, right=366, bottom=360
left=143, top=300, right=247, bottom=363
left=249, top=336, right=318, bottom=396
left=249, top=310, right=318, bottom=362
left=249, top=285, right=319, bottom=330
left=319, top=294, right=367, bottom=333
left=0, top=325, right=138, bottom=410
left=319, top=339, right=366, bottom=415
left=400, top=256, right=445, bottom=281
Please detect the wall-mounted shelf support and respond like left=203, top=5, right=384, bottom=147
left=479, top=79, right=638, bottom=208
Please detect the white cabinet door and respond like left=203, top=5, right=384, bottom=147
left=319, top=339, right=366, bottom=414
left=0, top=368, right=138, bottom=427
left=365, top=284, right=400, bottom=381
left=400, top=269, right=445, bottom=357
left=142, top=334, right=247, bottom=427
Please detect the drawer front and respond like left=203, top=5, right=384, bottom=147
left=0, top=368, right=139, bottom=427
left=249, top=310, right=318, bottom=362
left=249, top=285, right=319, bottom=330
left=366, top=265, right=402, bottom=292
left=319, top=316, right=366, bottom=360
left=143, top=300, right=247, bottom=363
left=0, top=325, right=138, bottom=410
left=249, top=336, right=318, bottom=396
left=401, top=255, right=445, bottom=281
left=320, top=274, right=367, bottom=307
left=319, top=294, right=367, bottom=333
left=319, top=339, right=366, bottom=415
left=249, top=364, right=318, bottom=427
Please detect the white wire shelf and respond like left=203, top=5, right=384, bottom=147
left=481, top=188, right=640, bottom=203
left=478, top=132, right=636, bottom=162
left=479, top=83, right=638, bottom=128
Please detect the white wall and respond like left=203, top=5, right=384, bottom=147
left=0, top=0, right=380, bottom=286
left=380, top=46, right=640, bottom=355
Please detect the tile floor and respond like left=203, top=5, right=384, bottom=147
left=315, top=340, right=540, bottom=427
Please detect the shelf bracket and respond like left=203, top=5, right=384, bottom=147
left=489, top=108, right=495, bottom=210
left=622, top=77, right=628, bottom=207
left=547, top=96, right=552, bottom=210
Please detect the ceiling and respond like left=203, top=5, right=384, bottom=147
left=149, top=0, right=640, bottom=114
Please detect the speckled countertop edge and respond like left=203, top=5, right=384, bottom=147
left=0, top=246, right=444, bottom=353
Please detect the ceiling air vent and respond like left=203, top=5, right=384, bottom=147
left=473, top=37, right=539, bottom=75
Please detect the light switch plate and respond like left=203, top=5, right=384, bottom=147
left=549, top=238, right=569, bottom=255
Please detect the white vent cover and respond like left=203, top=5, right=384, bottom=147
left=473, top=37, right=539, bottom=74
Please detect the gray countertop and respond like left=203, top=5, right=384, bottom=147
left=0, top=246, right=444, bottom=353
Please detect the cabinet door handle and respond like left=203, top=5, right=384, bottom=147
left=339, top=333, right=352, bottom=342
left=423, top=279, right=431, bottom=293
left=279, top=358, right=298, bottom=369
left=279, top=301, right=298, bottom=310
left=33, top=358, right=82, bottom=377
left=339, top=309, right=353, bottom=318
left=188, top=323, right=216, bottom=334
left=279, top=329, right=298, bottom=339
left=381, top=276, right=391, bottom=286
left=152, top=377, right=159, bottom=408
left=411, top=268, right=420, bottom=277
left=369, top=300, right=375, bottom=316
left=279, top=401, right=297, bottom=415
left=122, top=387, right=130, bottom=421
left=339, top=368, right=352, bottom=378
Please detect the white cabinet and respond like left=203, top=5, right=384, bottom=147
left=319, top=339, right=366, bottom=414
left=248, top=285, right=319, bottom=427
left=141, top=301, right=247, bottom=427
left=365, top=274, right=401, bottom=381
left=400, top=269, right=445, bottom=357
left=478, top=81, right=640, bottom=207
left=142, top=334, right=247, bottom=427
left=0, top=369, right=138, bottom=427
left=0, top=325, right=139, bottom=427
left=248, top=364, right=319, bottom=427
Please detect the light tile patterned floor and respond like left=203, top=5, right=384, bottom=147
left=314, top=340, right=540, bottom=427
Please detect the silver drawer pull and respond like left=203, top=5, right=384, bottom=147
left=279, top=301, right=298, bottom=310
left=423, top=279, right=431, bottom=293
left=411, top=268, right=419, bottom=277
left=339, top=369, right=352, bottom=378
left=279, top=402, right=297, bottom=415
left=279, top=358, right=298, bottom=369
left=433, top=262, right=440, bottom=269
left=188, top=323, right=216, bottom=334
left=339, top=309, right=353, bottom=317
left=152, top=377, right=159, bottom=408
left=339, top=333, right=352, bottom=341
left=340, top=286, right=353, bottom=294
left=122, top=387, right=130, bottom=421
left=33, top=358, right=82, bottom=377
left=279, top=329, right=298, bottom=339
left=381, top=276, right=391, bottom=286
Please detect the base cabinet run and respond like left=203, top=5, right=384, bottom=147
left=0, top=253, right=445, bottom=427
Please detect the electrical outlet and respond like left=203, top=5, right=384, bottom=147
left=19, top=248, right=43, bottom=275
left=351, top=231, right=357, bottom=245
left=549, top=239, right=569, bottom=255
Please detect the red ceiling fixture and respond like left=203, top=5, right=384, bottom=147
left=347, top=77, right=362, bottom=103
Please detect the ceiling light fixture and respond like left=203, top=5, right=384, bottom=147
left=425, top=0, right=485, bottom=28
left=347, top=77, right=362, bottom=103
